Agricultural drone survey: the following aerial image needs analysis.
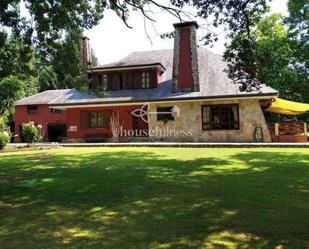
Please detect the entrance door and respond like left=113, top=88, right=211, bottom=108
left=48, top=124, right=67, bottom=142
left=132, top=116, right=148, bottom=137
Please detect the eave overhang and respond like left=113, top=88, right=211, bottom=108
left=49, top=92, right=278, bottom=109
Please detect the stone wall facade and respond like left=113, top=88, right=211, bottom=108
left=148, top=99, right=272, bottom=143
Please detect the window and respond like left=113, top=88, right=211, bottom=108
left=100, top=74, right=109, bottom=91
left=90, top=112, right=105, bottom=128
left=50, top=108, right=62, bottom=114
left=141, top=72, right=150, bottom=88
left=202, top=105, right=239, bottom=130
left=27, top=105, right=38, bottom=114
left=81, top=111, right=112, bottom=129
left=157, top=107, right=174, bottom=122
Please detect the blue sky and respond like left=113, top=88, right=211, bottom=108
left=85, top=0, right=288, bottom=65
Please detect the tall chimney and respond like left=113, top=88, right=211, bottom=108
left=80, top=36, right=92, bottom=79
left=172, top=21, right=199, bottom=92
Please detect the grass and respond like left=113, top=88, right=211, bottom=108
left=0, top=147, right=309, bottom=249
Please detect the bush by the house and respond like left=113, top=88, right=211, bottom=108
left=21, top=122, right=41, bottom=145
left=0, top=131, right=10, bottom=150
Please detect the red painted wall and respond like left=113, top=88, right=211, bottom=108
left=14, top=104, right=146, bottom=141
left=66, top=105, right=144, bottom=139
left=178, top=27, right=194, bottom=89
left=14, top=105, right=67, bottom=141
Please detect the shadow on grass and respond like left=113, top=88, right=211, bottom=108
left=0, top=149, right=308, bottom=249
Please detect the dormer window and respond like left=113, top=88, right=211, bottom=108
left=141, top=72, right=150, bottom=88
left=88, top=62, right=165, bottom=91
left=89, top=69, right=159, bottom=91
left=100, top=74, right=108, bottom=91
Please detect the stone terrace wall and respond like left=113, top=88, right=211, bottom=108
left=148, top=99, right=271, bottom=142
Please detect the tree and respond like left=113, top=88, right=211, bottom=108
left=225, top=14, right=309, bottom=121
left=50, top=30, right=84, bottom=89
left=224, top=14, right=291, bottom=91
left=0, top=76, right=25, bottom=117
left=39, top=29, right=98, bottom=90
left=0, top=32, right=38, bottom=95
left=0, top=33, right=37, bottom=76
left=38, top=66, right=58, bottom=91
left=286, top=0, right=308, bottom=41
left=0, top=0, right=104, bottom=55
left=1, top=1, right=269, bottom=48
left=286, top=0, right=308, bottom=81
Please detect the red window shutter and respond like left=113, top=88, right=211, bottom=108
left=128, top=73, right=134, bottom=89
left=80, top=111, right=89, bottom=129
left=106, top=75, right=110, bottom=90
left=110, top=74, right=117, bottom=90
left=104, top=110, right=113, bottom=128
left=150, top=71, right=158, bottom=88
left=133, top=72, right=140, bottom=89
left=113, top=74, right=120, bottom=90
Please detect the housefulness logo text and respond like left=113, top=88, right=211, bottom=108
left=131, top=103, right=180, bottom=123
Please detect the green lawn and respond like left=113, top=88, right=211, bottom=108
left=0, top=147, right=309, bottom=249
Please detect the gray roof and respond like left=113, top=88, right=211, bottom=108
left=15, top=89, right=72, bottom=105
left=15, top=48, right=277, bottom=106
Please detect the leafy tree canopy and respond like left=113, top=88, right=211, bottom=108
left=225, top=13, right=308, bottom=121
left=0, top=32, right=38, bottom=97
left=0, top=76, right=25, bottom=117
left=286, top=0, right=308, bottom=77
left=1, top=1, right=269, bottom=48
left=286, top=0, right=308, bottom=41
left=38, top=66, right=58, bottom=91
left=0, top=32, right=37, bottom=79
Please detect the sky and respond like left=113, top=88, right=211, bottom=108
left=85, top=0, right=288, bottom=65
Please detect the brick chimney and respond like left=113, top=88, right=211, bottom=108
left=172, top=21, right=199, bottom=92
left=80, top=36, right=92, bottom=79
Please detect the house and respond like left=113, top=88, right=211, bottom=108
left=14, top=21, right=278, bottom=143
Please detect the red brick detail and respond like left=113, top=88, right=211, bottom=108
left=178, top=28, right=193, bottom=89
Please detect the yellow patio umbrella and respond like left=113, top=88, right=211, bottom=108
left=266, top=98, right=309, bottom=115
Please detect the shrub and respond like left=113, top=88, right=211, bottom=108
left=21, top=122, right=41, bottom=145
left=0, top=131, right=10, bottom=150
